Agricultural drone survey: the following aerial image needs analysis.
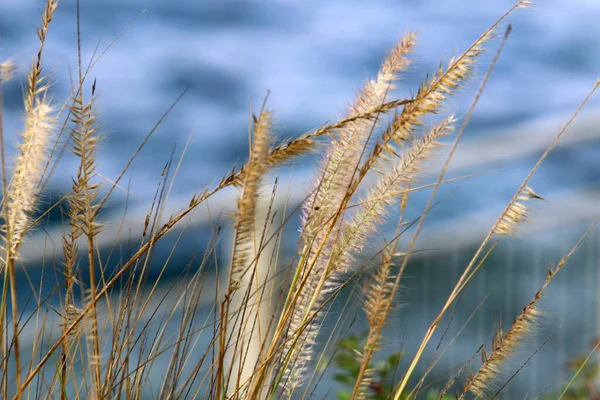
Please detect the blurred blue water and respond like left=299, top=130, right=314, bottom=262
left=2, top=0, right=600, bottom=208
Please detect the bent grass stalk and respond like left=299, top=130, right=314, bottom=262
left=392, top=74, right=600, bottom=400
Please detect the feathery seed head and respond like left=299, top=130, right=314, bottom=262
left=0, top=60, right=18, bottom=82
left=228, top=110, right=273, bottom=290
left=6, top=100, right=56, bottom=248
left=493, top=186, right=543, bottom=236
left=518, top=0, right=534, bottom=9
left=466, top=300, right=541, bottom=398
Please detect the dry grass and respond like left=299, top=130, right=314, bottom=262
left=0, top=0, right=598, bottom=399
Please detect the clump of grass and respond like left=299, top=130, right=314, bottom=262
left=0, top=0, right=598, bottom=399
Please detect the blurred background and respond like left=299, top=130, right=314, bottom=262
left=1, top=0, right=600, bottom=397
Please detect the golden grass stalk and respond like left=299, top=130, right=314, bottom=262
left=355, top=23, right=486, bottom=184
left=382, top=11, right=518, bottom=398
left=493, top=186, right=543, bottom=236
left=392, top=56, right=599, bottom=400
left=218, top=109, right=273, bottom=398
left=234, top=96, right=416, bottom=187
left=59, top=226, right=82, bottom=400
left=222, top=40, right=493, bottom=388
left=334, top=117, right=455, bottom=274
left=0, top=99, right=55, bottom=396
left=4, top=101, right=55, bottom=250
left=281, top=6, right=497, bottom=389
left=0, top=4, right=59, bottom=396
left=16, top=173, right=257, bottom=398
left=351, top=247, right=396, bottom=400
left=302, top=30, right=416, bottom=237
left=75, top=2, right=109, bottom=395
left=67, top=89, right=104, bottom=398
left=278, top=32, right=416, bottom=394
left=25, top=0, right=59, bottom=113
left=342, top=118, right=453, bottom=399
left=461, top=219, right=599, bottom=398
left=232, top=33, right=417, bottom=190
left=254, top=25, right=503, bottom=392
left=276, top=117, right=451, bottom=398
left=228, top=111, right=273, bottom=292
left=311, top=28, right=502, bottom=383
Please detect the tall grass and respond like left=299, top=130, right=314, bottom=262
left=0, top=0, right=598, bottom=399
